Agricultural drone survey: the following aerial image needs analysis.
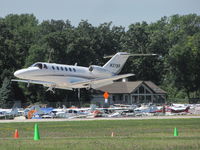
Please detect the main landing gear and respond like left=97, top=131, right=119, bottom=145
left=46, top=87, right=55, bottom=94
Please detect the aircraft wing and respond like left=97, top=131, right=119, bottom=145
left=11, top=79, right=56, bottom=87
left=11, top=73, right=134, bottom=90
left=70, top=73, right=134, bottom=89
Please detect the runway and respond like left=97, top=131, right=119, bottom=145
left=0, top=115, right=200, bottom=123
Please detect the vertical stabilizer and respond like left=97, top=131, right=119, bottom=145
left=103, top=52, right=130, bottom=74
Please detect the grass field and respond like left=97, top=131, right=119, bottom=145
left=0, top=118, right=200, bottom=150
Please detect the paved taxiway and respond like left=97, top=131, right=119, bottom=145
left=0, top=115, right=200, bottom=123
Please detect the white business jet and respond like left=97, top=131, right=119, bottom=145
left=12, top=52, right=154, bottom=91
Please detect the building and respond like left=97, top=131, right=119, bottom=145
left=91, top=81, right=167, bottom=106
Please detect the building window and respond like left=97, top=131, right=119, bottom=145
left=132, top=96, right=138, bottom=103
left=125, top=95, right=128, bottom=101
left=133, top=89, right=138, bottom=94
left=139, top=95, right=145, bottom=103
left=119, top=95, right=123, bottom=101
left=139, top=86, right=145, bottom=94
left=146, top=95, right=152, bottom=103
left=113, top=96, right=116, bottom=101
left=146, top=89, right=151, bottom=94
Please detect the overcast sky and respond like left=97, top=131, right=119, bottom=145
left=1, top=0, right=200, bottom=27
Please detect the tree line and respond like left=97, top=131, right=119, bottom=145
left=0, top=13, right=200, bottom=107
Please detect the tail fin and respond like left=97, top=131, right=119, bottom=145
left=103, top=52, right=130, bottom=74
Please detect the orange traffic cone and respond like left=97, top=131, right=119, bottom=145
left=111, top=132, right=114, bottom=137
left=14, top=129, right=19, bottom=139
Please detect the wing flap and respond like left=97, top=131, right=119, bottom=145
left=70, top=74, right=134, bottom=89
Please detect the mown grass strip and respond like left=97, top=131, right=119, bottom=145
left=0, top=118, right=199, bottom=150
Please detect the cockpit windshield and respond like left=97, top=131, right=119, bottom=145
left=30, top=63, right=48, bottom=69
left=31, top=63, right=43, bottom=69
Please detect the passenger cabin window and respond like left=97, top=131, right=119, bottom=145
left=52, top=66, right=55, bottom=70
left=69, top=68, right=72, bottom=72
left=61, top=67, right=63, bottom=71
left=33, top=63, right=42, bottom=69
left=56, top=66, right=59, bottom=70
left=43, top=64, right=48, bottom=69
left=73, top=68, right=76, bottom=72
left=65, top=67, right=68, bottom=71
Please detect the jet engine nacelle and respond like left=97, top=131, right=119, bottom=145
left=89, top=65, right=113, bottom=77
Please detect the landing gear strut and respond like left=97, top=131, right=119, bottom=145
left=46, top=87, right=55, bottom=93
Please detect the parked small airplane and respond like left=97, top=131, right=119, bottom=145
left=168, top=104, right=190, bottom=113
left=0, top=108, right=19, bottom=119
left=12, top=52, right=155, bottom=91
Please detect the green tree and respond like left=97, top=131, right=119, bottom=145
left=1, top=13, right=200, bottom=104
left=4, top=14, right=39, bottom=67
left=0, top=77, right=14, bottom=108
left=167, top=33, right=200, bottom=98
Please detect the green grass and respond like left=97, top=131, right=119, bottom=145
left=0, top=119, right=200, bottom=150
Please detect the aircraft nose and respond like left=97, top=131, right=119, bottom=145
left=14, top=70, right=23, bottom=78
left=14, top=69, right=28, bottom=78
left=14, top=68, right=39, bottom=79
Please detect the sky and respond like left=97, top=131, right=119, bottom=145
left=1, top=0, right=200, bottom=27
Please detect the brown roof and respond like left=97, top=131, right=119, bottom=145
left=97, top=81, right=167, bottom=94
left=144, top=81, right=167, bottom=94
